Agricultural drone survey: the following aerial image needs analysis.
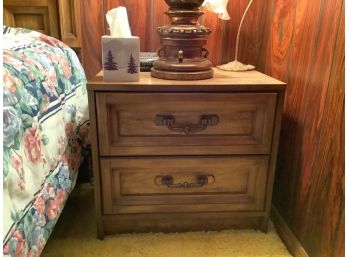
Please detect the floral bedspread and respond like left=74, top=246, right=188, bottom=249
left=3, top=27, right=89, bottom=257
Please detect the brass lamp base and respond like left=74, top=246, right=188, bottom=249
left=151, top=67, right=213, bottom=80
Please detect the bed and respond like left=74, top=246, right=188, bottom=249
left=3, top=26, right=89, bottom=257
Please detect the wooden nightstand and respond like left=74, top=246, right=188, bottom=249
left=87, top=69, right=285, bottom=239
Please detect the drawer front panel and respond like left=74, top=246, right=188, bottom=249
left=96, top=93, right=277, bottom=156
left=100, top=157, right=269, bottom=214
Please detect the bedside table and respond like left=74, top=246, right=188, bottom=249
left=87, top=69, right=285, bottom=239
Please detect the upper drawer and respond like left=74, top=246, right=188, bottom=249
left=96, top=92, right=277, bottom=156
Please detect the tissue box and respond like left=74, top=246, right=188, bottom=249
left=102, top=36, right=140, bottom=82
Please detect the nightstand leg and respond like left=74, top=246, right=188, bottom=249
left=97, top=223, right=105, bottom=240
left=261, top=217, right=270, bottom=233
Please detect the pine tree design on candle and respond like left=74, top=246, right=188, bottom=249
left=104, top=50, right=118, bottom=71
left=127, top=54, right=138, bottom=74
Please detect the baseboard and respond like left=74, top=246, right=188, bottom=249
left=271, top=205, right=309, bottom=257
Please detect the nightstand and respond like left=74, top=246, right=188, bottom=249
left=87, top=69, right=285, bottom=239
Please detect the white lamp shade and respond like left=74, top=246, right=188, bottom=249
left=202, top=0, right=230, bottom=20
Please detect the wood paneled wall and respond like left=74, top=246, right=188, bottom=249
left=80, top=1, right=344, bottom=256
left=80, top=0, right=103, bottom=80
left=266, top=0, right=345, bottom=256
left=80, top=0, right=270, bottom=79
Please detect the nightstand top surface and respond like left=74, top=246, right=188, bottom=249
left=87, top=68, right=285, bottom=92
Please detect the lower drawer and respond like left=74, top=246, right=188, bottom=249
left=100, top=156, right=269, bottom=214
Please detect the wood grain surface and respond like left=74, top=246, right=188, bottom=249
left=271, top=206, right=309, bottom=257
left=299, top=3, right=344, bottom=256
left=95, top=92, right=277, bottom=156
left=102, top=0, right=153, bottom=51
left=266, top=0, right=344, bottom=256
left=222, top=0, right=271, bottom=70
left=4, top=0, right=60, bottom=38
left=80, top=0, right=103, bottom=79
left=58, top=0, right=82, bottom=48
left=87, top=71, right=285, bottom=236
left=153, top=0, right=170, bottom=52
left=202, top=7, right=225, bottom=66
left=82, top=1, right=344, bottom=255
left=82, top=0, right=274, bottom=78
left=102, top=213, right=263, bottom=234
left=100, top=157, right=269, bottom=214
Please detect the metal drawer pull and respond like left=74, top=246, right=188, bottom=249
left=154, top=175, right=215, bottom=189
left=154, top=114, right=219, bottom=135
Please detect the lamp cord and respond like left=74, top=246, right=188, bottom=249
left=234, top=0, right=254, bottom=62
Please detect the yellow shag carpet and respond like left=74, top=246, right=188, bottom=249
left=41, top=183, right=292, bottom=257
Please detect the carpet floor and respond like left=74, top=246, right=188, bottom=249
left=41, top=183, right=292, bottom=257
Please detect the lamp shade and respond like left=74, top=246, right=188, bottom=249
left=202, top=0, right=230, bottom=20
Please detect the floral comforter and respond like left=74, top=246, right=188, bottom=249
left=3, top=27, right=89, bottom=257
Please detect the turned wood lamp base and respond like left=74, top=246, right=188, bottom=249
left=151, top=0, right=213, bottom=80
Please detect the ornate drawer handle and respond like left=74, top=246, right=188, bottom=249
left=154, top=175, right=215, bottom=189
left=154, top=114, right=219, bottom=135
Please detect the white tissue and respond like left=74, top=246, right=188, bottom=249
left=106, top=7, right=132, bottom=37
left=202, top=0, right=230, bottom=20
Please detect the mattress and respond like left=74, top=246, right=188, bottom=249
left=3, top=26, right=89, bottom=257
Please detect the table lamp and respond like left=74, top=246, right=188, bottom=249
left=217, top=0, right=255, bottom=71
